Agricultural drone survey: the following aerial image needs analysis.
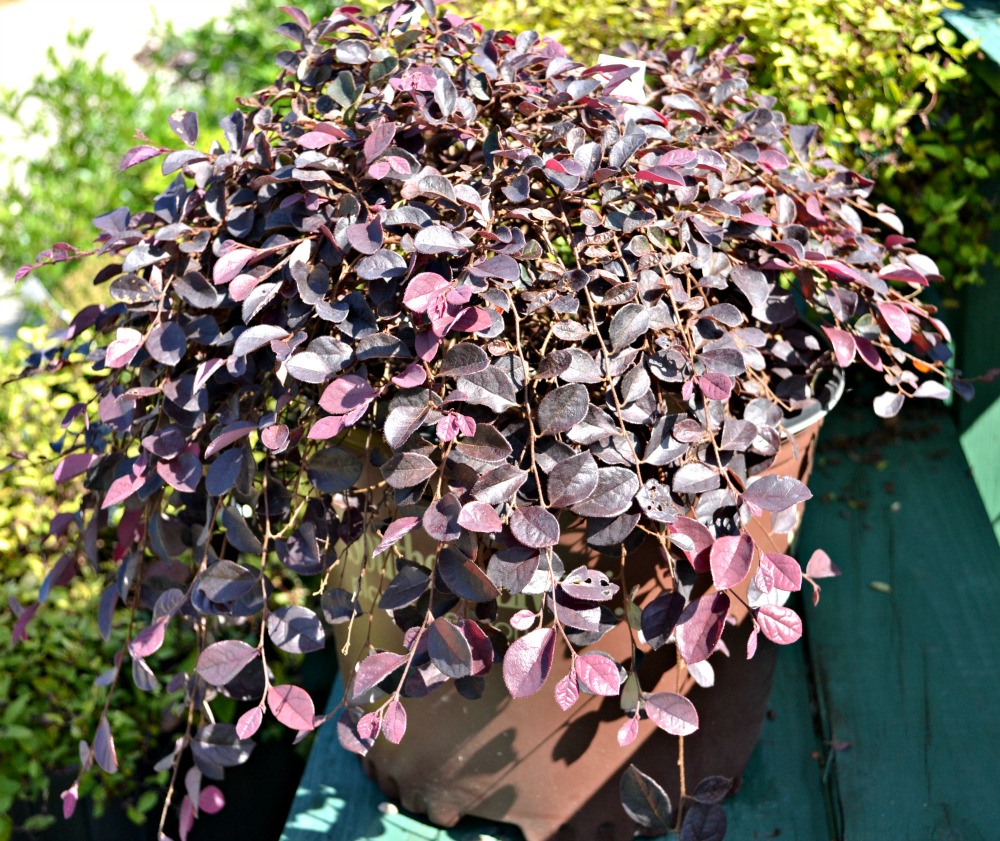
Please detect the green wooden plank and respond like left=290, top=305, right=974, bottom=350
left=283, top=646, right=828, bottom=840
left=797, top=403, right=1000, bottom=841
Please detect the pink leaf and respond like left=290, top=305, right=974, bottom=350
left=644, top=692, right=699, bottom=736
left=854, top=335, right=884, bottom=371
left=618, top=717, right=639, bottom=747
left=236, top=706, right=264, bottom=739
left=364, top=122, right=396, bottom=163
left=747, top=626, right=760, bottom=659
left=675, top=592, right=729, bottom=664
left=510, top=609, right=536, bottom=631
left=452, top=306, right=494, bottom=334
left=179, top=795, right=195, bottom=841
left=709, top=534, right=754, bottom=591
left=53, top=453, right=97, bottom=483
left=457, top=501, right=503, bottom=533
left=356, top=711, right=381, bottom=740
left=212, top=247, right=257, bottom=285
left=877, top=302, right=912, bottom=343
left=105, top=327, right=144, bottom=369
left=670, top=517, right=713, bottom=572
left=267, top=684, right=316, bottom=731
left=742, top=474, right=812, bottom=512
left=636, top=166, right=685, bottom=185
left=196, top=640, right=260, bottom=687
left=298, top=130, right=342, bottom=150
left=402, top=272, right=450, bottom=313
left=368, top=160, right=391, bottom=179
left=761, top=553, right=802, bottom=592
left=61, top=782, right=79, bottom=819
left=382, top=699, right=407, bottom=744
left=351, top=651, right=407, bottom=701
left=575, top=653, right=621, bottom=696
left=308, top=415, right=346, bottom=440
left=806, top=549, right=840, bottom=579
left=101, top=471, right=147, bottom=509
left=198, top=785, right=226, bottom=815
left=758, top=149, right=789, bottom=171
left=319, top=375, right=377, bottom=415
left=554, top=671, right=580, bottom=711
left=391, top=362, right=427, bottom=388
left=502, top=627, right=556, bottom=699
left=373, top=516, right=421, bottom=557
left=822, top=326, right=856, bottom=367
left=698, top=372, right=732, bottom=401
left=129, top=617, right=168, bottom=659
left=229, top=272, right=263, bottom=302
left=756, top=604, right=803, bottom=645
left=816, top=259, right=865, bottom=283
left=15, top=264, right=35, bottom=282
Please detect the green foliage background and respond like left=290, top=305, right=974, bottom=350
left=461, top=0, right=999, bottom=291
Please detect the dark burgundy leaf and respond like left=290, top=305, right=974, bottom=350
left=307, top=446, right=362, bottom=492
left=570, top=467, right=639, bottom=518
left=456, top=368, right=517, bottom=412
left=472, top=464, right=529, bottom=505
left=382, top=699, right=407, bottom=744
left=441, top=342, right=490, bottom=377
left=267, top=605, right=325, bottom=653
left=364, top=122, right=396, bottom=162
left=423, top=493, right=462, bottom=541
left=470, top=254, right=520, bottom=281
left=691, top=776, right=734, bottom=805
left=168, top=109, right=199, bottom=145
left=537, top=383, right=589, bottom=435
left=502, top=627, right=556, bottom=699
left=205, top=448, right=244, bottom=496
left=681, top=802, right=727, bottom=841
left=157, top=450, right=201, bottom=493
left=320, top=588, right=362, bottom=624
left=620, top=764, right=672, bottom=835
left=547, top=451, right=599, bottom=507
left=414, top=226, right=473, bottom=255
left=510, top=506, right=560, bottom=548
left=428, top=617, right=473, bottom=678
left=382, top=452, right=437, bottom=489
left=196, top=640, right=260, bottom=687
left=373, top=516, right=421, bottom=557
left=610, top=303, right=650, bottom=351
left=233, top=325, right=287, bottom=357
left=438, top=547, right=500, bottom=602
left=457, top=501, right=503, bottom=533
left=351, top=651, right=407, bottom=701
left=455, top=424, right=512, bottom=463
left=379, top=565, right=431, bottom=610
left=640, top=591, right=685, bottom=650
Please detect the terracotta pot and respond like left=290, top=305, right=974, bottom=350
left=331, top=409, right=830, bottom=841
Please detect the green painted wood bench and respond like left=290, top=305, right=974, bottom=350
left=281, top=400, right=1000, bottom=841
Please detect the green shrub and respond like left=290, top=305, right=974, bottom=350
left=0, top=328, right=168, bottom=834
left=0, top=0, right=334, bottom=291
left=463, top=0, right=998, bottom=289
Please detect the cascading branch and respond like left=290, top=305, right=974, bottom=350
left=16, top=1, right=966, bottom=838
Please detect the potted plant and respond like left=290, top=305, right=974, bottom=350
left=14, top=2, right=964, bottom=839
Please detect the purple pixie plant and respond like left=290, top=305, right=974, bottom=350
left=17, top=1, right=966, bottom=837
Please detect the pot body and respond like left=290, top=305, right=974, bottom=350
left=331, top=418, right=824, bottom=841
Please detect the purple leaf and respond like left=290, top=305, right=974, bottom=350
left=236, top=706, right=264, bottom=740
left=378, top=566, right=430, bottom=610
left=120, top=144, right=165, bottom=171
left=94, top=715, right=118, bottom=773
left=61, top=782, right=79, bottom=819
left=510, top=506, right=560, bottom=548
left=675, top=592, right=729, bottom=664
left=373, top=516, right=421, bottom=557
left=428, top=617, right=473, bottom=678
left=381, top=452, right=437, bottom=489
left=547, top=452, right=599, bottom=507
left=156, top=450, right=202, bottom=493
left=756, top=604, right=803, bottom=644
left=129, top=618, right=168, bottom=659
left=382, top=699, right=407, bottom=744
left=877, top=302, right=912, bottom=343
left=570, top=467, right=640, bottom=518
left=364, top=122, right=396, bottom=162
left=199, top=785, right=225, bottom=815
left=267, top=605, right=326, bottom=654
left=53, top=453, right=97, bottom=483
left=319, top=375, right=377, bottom=414
left=537, top=383, right=589, bottom=435
left=351, top=651, right=407, bottom=701
left=823, top=326, right=856, bottom=367
left=502, top=627, right=556, bottom=699
left=575, top=653, right=620, bottom=696
left=267, top=684, right=316, bottom=731
left=645, top=691, right=699, bottom=735
left=413, top=226, right=473, bottom=255
left=680, top=802, right=727, bottom=841
left=196, top=640, right=260, bottom=687
left=742, top=475, right=812, bottom=511
left=709, top=534, right=754, bottom=591
left=438, top=547, right=501, bottom=602
left=232, top=324, right=288, bottom=356
left=698, top=372, right=732, bottom=401
left=457, top=501, right=503, bottom=533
